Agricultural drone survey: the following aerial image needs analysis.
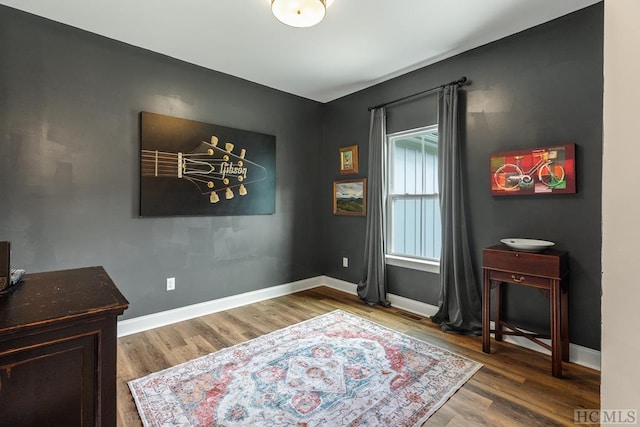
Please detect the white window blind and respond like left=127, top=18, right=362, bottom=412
left=387, top=125, right=441, bottom=262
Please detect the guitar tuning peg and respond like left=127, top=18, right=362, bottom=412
left=211, top=136, right=219, bottom=146
left=210, top=192, right=220, bottom=203
left=239, top=184, right=247, bottom=196
left=225, top=187, right=234, bottom=199
left=240, top=149, right=246, bottom=159
left=225, top=143, right=234, bottom=153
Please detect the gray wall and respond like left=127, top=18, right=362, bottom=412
left=1, top=4, right=604, bottom=351
left=0, top=6, right=324, bottom=319
left=322, top=4, right=603, bottom=350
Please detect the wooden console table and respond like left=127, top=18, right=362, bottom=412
left=482, top=244, right=569, bottom=377
left=0, top=266, right=129, bottom=426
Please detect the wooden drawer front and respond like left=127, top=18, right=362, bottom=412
left=483, top=248, right=566, bottom=278
left=489, top=270, right=551, bottom=289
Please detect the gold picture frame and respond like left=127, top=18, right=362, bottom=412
left=339, top=145, right=359, bottom=175
left=333, top=178, right=366, bottom=216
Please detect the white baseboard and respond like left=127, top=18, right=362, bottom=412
left=320, top=275, right=439, bottom=317
left=117, top=276, right=323, bottom=337
left=319, top=275, right=357, bottom=295
left=118, top=275, right=600, bottom=371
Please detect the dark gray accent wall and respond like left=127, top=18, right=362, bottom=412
left=322, top=4, right=603, bottom=350
left=0, top=6, right=324, bottom=320
left=1, top=4, right=604, bottom=350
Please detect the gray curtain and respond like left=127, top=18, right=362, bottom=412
left=430, top=85, right=482, bottom=334
left=357, top=108, right=390, bottom=307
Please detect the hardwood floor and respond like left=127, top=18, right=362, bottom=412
left=116, top=286, right=600, bottom=426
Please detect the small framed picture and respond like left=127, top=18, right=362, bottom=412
left=333, top=178, right=366, bottom=216
left=339, top=145, right=359, bottom=174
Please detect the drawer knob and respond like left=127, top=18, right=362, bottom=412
left=511, top=274, right=526, bottom=283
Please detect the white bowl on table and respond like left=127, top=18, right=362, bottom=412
left=500, top=238, right=555, bottom=253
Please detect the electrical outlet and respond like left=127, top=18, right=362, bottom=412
left=342, top=257, right=349, bottom=268
left=166, top=277, right=175, bottom=291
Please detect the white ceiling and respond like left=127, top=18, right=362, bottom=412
left=0, top=0, right=600, bottom=103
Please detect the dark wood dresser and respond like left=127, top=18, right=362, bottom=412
left=0, top=266, right=129, bottom=426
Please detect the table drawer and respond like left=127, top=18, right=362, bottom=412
left=483, top=245, right=568, bottom=278
left=488, top=270, right=550, bottom=289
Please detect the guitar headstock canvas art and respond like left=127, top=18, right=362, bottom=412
left=140, top=112, right=276, bottom=216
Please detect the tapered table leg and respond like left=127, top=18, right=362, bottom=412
left=494, top=282, right=503, bottom=342
left=482, top=268, right=490, bottom=353
left=551, top=279, right=562, bottom=378
left=561, top=278, right=570, bottom=363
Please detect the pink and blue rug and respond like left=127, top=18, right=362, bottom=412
left=129, top=310, right=481, bottom=426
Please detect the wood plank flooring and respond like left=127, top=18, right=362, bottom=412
left=116, top=286, right=600, bottom=426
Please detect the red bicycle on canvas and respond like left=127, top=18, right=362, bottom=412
left=493, top=149, right=565, bottom=191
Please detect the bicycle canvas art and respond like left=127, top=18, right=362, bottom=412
left=490, top=143, right=576, bottom=196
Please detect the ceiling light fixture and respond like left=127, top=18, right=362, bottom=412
left=271, top=0, right=327, bottom=28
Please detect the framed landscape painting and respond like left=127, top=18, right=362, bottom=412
left=490, top=143, right=576, bottom=196
left=333, top=178, right=366, bottom=216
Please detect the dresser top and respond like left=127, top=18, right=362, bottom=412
left=0, top=266, right=129, bottom=334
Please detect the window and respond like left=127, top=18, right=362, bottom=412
left=386, top=125, right=440, bottom=272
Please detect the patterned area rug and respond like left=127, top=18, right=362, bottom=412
left=129, top=310, right=482, bottom=426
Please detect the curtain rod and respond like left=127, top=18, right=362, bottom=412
left=367, top=76, right=468, bottom=111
